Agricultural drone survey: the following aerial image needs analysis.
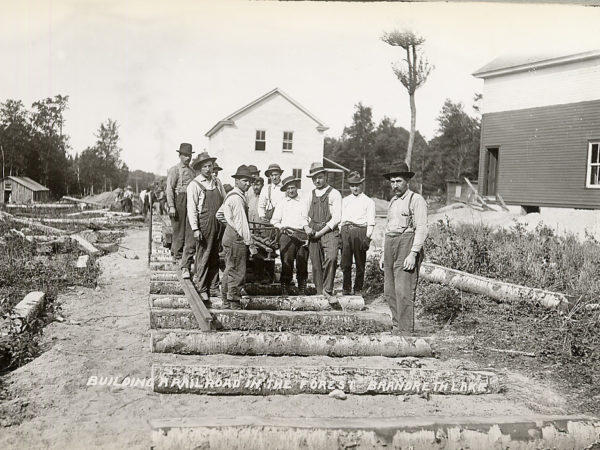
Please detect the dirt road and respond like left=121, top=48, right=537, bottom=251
left=0, top=228, right=572, bottom=449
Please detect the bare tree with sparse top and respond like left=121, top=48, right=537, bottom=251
left=381, top=29, right=433, bottom=169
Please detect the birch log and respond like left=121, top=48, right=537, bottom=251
left=151, top=330, right=432, bottom=357
left=420, top=262, right=570, bottom=311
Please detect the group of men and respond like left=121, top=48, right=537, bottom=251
left=165, top=142, right=427, bottom=333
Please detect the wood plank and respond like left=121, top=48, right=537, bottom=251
left=70, top=233, right=101, bottom=256
left=177, top=272, right=212, bottom=331
left=496, top=193, right=510, bottom=211
left=150, top=308, right=391, bottom=333
left=151, top=330, right=432, bottom=357
left=152, top=364, right=500, bottom=395
left=150, top=415, right=600, bottom=450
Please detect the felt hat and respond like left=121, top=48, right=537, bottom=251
left=253, top=176, right=265, bottom=185
left=280, top=176, right=300, bottom=191
left=191, top=151, right=217, bottom=170
left=347, top=171, right=365, bottom=184
left=177, top=143, right=194, bottom=156
left=213, top=162, right=223, bottom=172
left=247, top=165, right=260, bottom=176
left=231, top=165, right=254, bottom=180
left=264, top=163, right=283, bottom=177
left=383, top=162, right=415, bottom=180
left=306, top=161, right=328, bottom=177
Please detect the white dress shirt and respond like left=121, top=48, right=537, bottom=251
left=271, top=195, right=309, bottom=230
left=305, top=185, right=342, bottom=230
left=258, top=182, right=285, bottom=219
left=341, top=193, right=376, bottom=227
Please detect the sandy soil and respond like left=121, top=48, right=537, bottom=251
left=0, top=228, right=574, bottom=449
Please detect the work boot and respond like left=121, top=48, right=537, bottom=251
left=297, top=279, right=307, bottom=296
left=324, top=291, right=343, bottom=311
left=181, top=267, right=191, bottom=279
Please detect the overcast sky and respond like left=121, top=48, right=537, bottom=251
left=2, top=0, right=599, bottom=174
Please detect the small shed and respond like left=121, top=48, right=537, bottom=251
left=446, top=179, right=477, bottom=205
left=1, top=176, right=50, bottom=204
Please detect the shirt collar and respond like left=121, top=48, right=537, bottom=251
left=178, top=161, right=190, bottom=169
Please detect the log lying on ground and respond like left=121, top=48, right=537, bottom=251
left=151, top=330, right=432, bottom=357
left=149, top=294, right=364, bottom=311
left=0, top=211, right=68, bottom=235
left=152, top=364, right=499, bottom=395
left=151, top=272, right=179, bottom=281
left=62, top=195, right=108, bottom=208
left=150, top=308, right=391, bottom=333
left=150, top=281, right=318, bottom=297
left=150, top=415, right=600, bottom=450
left=70, top=233, right=101, bottom=256
left=150, top=254, right=176, bottom=263
left=420, top=262, right=570, bottom=311
left=150, top=262, right=179, bottom=272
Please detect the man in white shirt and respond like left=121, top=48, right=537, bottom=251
left=258, top=163, right=285, bottom=222
left=340, top=171, right=376, bottom=295
left=304, top=162, right=342, bottom=306
left=186, top=151, right=225, bottom=295
left=271, top=176, right=310, bottom=295
left=216, top=165, right=258, bottom=308
left=379, top=162, right=428, bottom=333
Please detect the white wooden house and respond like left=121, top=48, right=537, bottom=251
left=205, top=88, right=328, bottom=186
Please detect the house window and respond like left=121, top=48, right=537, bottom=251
left=282, top=131, right=293, bottom=152
left=587, top=142, right=600, bottom=188
left=292, top=168, right=302, bottom=189
left=255, top=130, right=266, bottom=151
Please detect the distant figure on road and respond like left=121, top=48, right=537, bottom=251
left=379, top=162, right=428, bottom=334
left=122, top=185, right=134, bottom=213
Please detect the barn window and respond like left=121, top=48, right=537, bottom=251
left=282, top=131, right=293, bottom=152
left=255, top=130, right=266, bottom=151
left=587, top=142, right=600, bottom=188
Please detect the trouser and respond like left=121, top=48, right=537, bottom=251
left=279, top=233, right=308, bottom=285
left=383, top=233, right=423, bottom=332
left=159, top=199, right=166, bottom=215
left=340, top=225, right=368, bottom=292
left=193, top=229, right=220, bottom=293
left=171, top=192, right=188, bottom=261
left=222, top=227, right=247, bottom=300
left=122, top=198, right=132, bottom=213
left=142, top=200, right=149, bottom=217
left=308, top=230, right=339, bottom=295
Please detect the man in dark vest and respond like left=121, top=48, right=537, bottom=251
left=186, top=151, right=226, bottom=302
left=380, top=162, right=428, bottom=333
left=216, top=165, right=258, bottom=309
left=304, top=162, right=342, bottom=307
left=166, top=143, right=196, bottom=271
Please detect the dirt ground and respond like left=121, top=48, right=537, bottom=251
left=0, top=227, right=582, bottom=450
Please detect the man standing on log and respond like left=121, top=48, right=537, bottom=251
left=271, top=175, right=310, bottom=296
left=187, top=151, right=225, bottom=302
left=166, top=143, right=196, bottom=276
left=217, top=165, right=258, bottom=309
left=305, top=162, right=342, bottom=308
left=258, top=163, right=284, bottom=222
left=379, top=162, right=428, bottom=334
left=340, top=171, right=376, bottom=295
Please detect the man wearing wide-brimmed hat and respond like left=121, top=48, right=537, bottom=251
left=186, top=151, right=226, bottom=296
left=247, top=176, right=264, bottom=224
left=271, top=175, right=310, bottom=295
left=216, top=165, right=258, bottom=308
left=258, top=163, right=285, bottom=222
left=380, top=162, right=428, bottom=333
left=304, top=161, right=342, bottom=306
left=212, top=162, right=223, bottom=180
left=166, top=143, right=196, bottom=264
left=340, top=171, right=376, bottom=295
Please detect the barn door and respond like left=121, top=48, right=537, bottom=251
left=486, top=147, right=499, bottom=196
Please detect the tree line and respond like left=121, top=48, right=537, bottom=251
left=0, top=95, right=130, bottom=198
left=325, top=98, right=481, bottom=199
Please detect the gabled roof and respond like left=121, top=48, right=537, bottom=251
left=205, top=88, right=329, bottom=137
left=2, top=176, right=49, bottom=191
left=473, top=50, right=600, bottom=79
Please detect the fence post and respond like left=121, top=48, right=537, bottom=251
left=148, top=199, right=153, bottom=267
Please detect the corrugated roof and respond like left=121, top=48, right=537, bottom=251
left=205, top=88, right=329, bottom=137
left=3, top=176, right=49, bottom=191
left=473, top=50, right=600, bottom=78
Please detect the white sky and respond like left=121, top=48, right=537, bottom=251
left=1, top=0, right=599, bottom=173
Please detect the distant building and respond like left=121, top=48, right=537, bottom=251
left=473, top=50, right=600, bottom=210
left=446, top=179, right=477, bottom=205
left=0, top=176, right=50, bottom=204
left=205, top=88, right=328, bottom=186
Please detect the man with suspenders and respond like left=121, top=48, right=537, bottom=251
left=186, top=151, right=225, bottom=302
left=304, top=161, right=342, bottom=308
left=166, top=143, right=196, bottom=273
left=258, top=163, right=284, bottom=222
left=217, top=165, right=258, bottom=309
left=379, top=162, right=428, bottom=333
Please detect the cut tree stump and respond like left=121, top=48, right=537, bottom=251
left=153, top=364, right=499, bottom=395
left=150, top=415, right=600, bottom=450
left=420, top=262, right=570, bottom=311
left=151, top=330, right=432, bottom=357
left=150, top=308, right=391, bottom=333
left=149, top=294, right=364, bottom=311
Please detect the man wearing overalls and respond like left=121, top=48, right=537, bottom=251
left=186, top=151, right=225, bottom=302
left=166, top=143, right=196, bottom=275
left=217, top=165, right=258, bottom=309
left=379, top=162, right=428, bottom=333
left=305, top=162, right=342, bottom=307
